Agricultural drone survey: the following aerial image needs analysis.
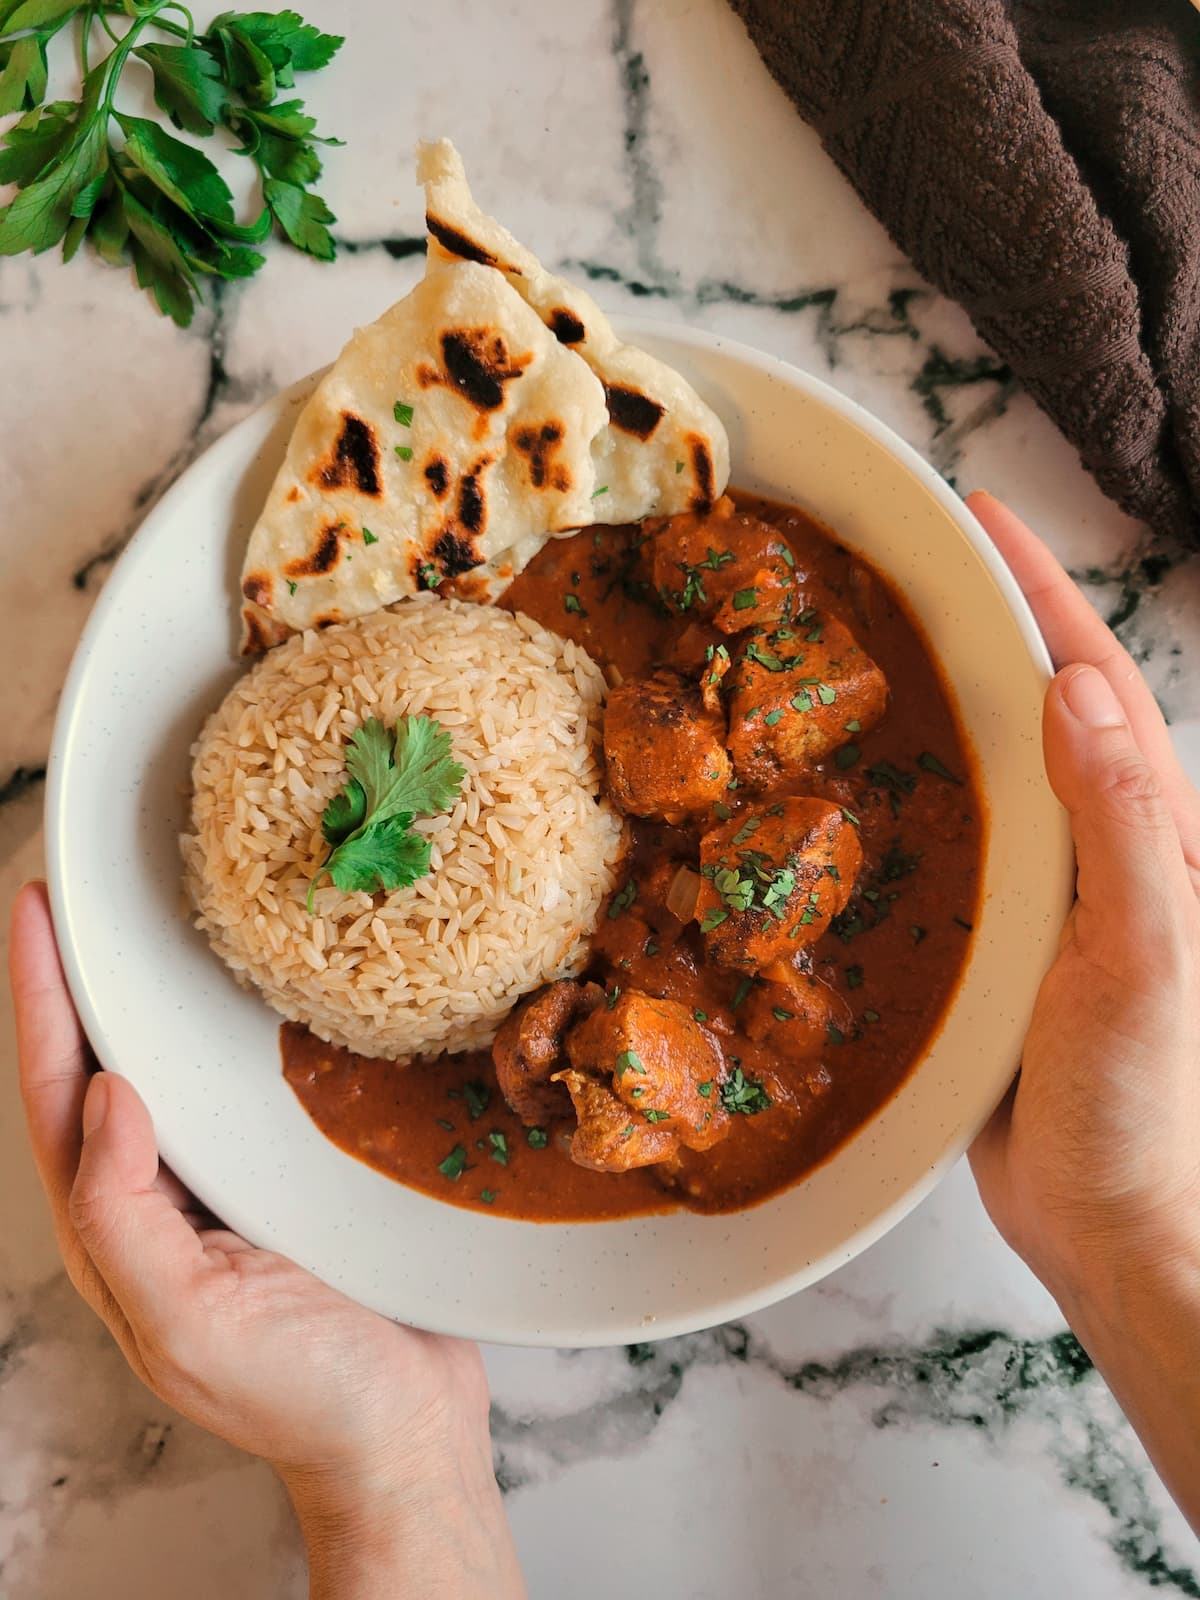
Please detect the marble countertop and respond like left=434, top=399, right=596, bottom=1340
left=2, top=1, right=1197, bottom=1594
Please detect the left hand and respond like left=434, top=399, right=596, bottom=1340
left=10, top=881, right=524, bottom=1598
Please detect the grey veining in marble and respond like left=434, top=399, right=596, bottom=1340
left=2, top=1, right=1197, bottom=1595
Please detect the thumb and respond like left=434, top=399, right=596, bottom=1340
left=1044, top=664, right=1193, bottom=982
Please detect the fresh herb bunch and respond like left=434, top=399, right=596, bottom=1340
left=308, top=716, right=467, bottom=912
left=0, top=2, right=344, bottom=325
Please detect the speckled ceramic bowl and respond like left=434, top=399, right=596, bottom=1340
left=47, top=323, right=1074, bottom=1347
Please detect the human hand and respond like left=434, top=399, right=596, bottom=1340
left=10, top=882, right=524, bottom=1599
left=965, top=494, right=1200, bottom=1529
left=965, top=493, right=1200, bottom=1295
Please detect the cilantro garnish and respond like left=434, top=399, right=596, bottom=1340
left=918, top=751, right=963, bottom=785
left=616, top=1049, right=646, bottom=1078
left=362, top=528, right=378, bottom=546
left=643, top=1108, right=671, bottom=1124
left=307, top=716, right=465, bottom=911
left=463, top=1080, right=490, bottom=1121
left=394, top=400, right=413, bottom=427
left=527, top=1127, right=549, bottom=1149
left=394, top=444, right=413, bottom=462
left=0, top=6, right=343, bottom=325
left=732, top=587, right=758, bottom=610
left=479, top=1188, right=497, bottom=1205
left=438, top=1144, right=468, bottom=1181
left=286, top=579, right=297, bottom=595
left=488, top=1131, right=509, bottom=1166
left=720, top=1068, right=771, bottom=1115
left=608, top=878, right=637, bottom=919
left=563, top=593, right=586, bottom=615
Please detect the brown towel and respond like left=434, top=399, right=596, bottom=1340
left=729, top=0, right=1200, bottom=547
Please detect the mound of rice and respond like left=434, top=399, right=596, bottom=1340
left=182, top=594, right=624, bottom=1060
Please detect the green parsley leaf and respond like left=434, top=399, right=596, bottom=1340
left=772, top=1006, right=795, bottom=1021
left=0, top=32, right=47, bottom=117
left=693, top=1009, right=708, bottom=1022
left=835, top=744, right=861, bottom=771
left=480, top=1188, right=497, bottom=1205
left=731, top=976, right=755, bottom=1009
left=394, top=400, right=414, bottom=426
left=592, top=484, right=609, bottom=498
left=720, top=1067, right=771, bottom=1115
left=134, top=43, right=229, bottom=137
left=846, top=964, right=864, bottom=989
left=606, top=985, right=621, bottom=1010
left=309, top=716, right=465, bottom=909
left=844, top=719, right=861, bottom=734
left=362, top=528, right=378, bottom=546
left=616, top=1049, right=646, bottom=1078
left=527, top=1127, right=549, bottom=1149
left=438, top=1144, right=468, bottom=1181
left=643, top=1108, right=671, bottom=1124
left=488, top=1130, right=509, bottom=1166
left=700, top=907, right=729, bottom=932
left=675, top=459, right=684, bottom=473
left=563, top=593, right=585, bottom=615
left=827, top=1022, right=846, bottom=1045
left=918, top=751, right=964, bottom=785
left=732, top=587, right=757, bottom=610
left=697, top=1080, right=713, bottom=1097
left=262, top=175, right=335, bottom=259
left=417, top=561, right=440, bottom=590
left=286, top=578, right=298, bottom=595
left=817, top=683, right=837, bottom=706
left=608, top=879, right=637, bottom=919
left=763, top=708, right=785, bottom=727
left=394, top=444, right=413, bottom=462
left=463, top=1080, right=490, bottom=1121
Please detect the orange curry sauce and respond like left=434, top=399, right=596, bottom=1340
left=283, top=493, right=986, bottom=1221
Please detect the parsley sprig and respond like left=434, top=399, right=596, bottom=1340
left=308, top=716, right=466, bottom=912
left=0, top=4, right=344, bottom=325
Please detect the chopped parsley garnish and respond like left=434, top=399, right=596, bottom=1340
left=720, top=1068, right=771, bottom=1115
left=731, top=976, right=755, bottom=1009
left=394, top=444, right=413, bottom=461
left=806, top=626, right=824, bottom=643
left=645, top=938, right=660, bottom=957
left=693, top=1009, right=708, bottom=1022
left=563, top=593, right=586, bottom=615
left=862, top=1009, right=881, bottom=1024
left=732, top=816, right=762, bottom=846
left=697, top=1080, right=713, bottom=1097
left=620, top=1124, right=635, bottom=1141
left=700, top=907, right=729, bottom=932
left=606, top=985, right=622, bottom=1010
left=463, top=1080, right=490, bottom=1121
left=846, top=964, right=864, bottom=989
left=763, top=708, right=785, bottom=727
left=866, top=761, right=917, bottom=797
left=775, top=543, right=796, bottom=569
left=488, top=1131, right=509, bottom=1166
left=608, top=879, right=638, bottom=919
left=817, top=684, right=837, bottom=705
left=435, top=1117, right=455, bottom=1132
left=308, top=716, right=465, bottom=911
left=826, top=1022, right=847, bottom=1045
left=616, top=1049, right=647, bottom=1078
left=713, top=802, right=732, bottom=821
left=527, top=1128, right=549, bottom=1149
left=844, top=719, right=861, bottom=734
left=879, top=843, right=922, bottom=882
left=287, top=580, right=298, bottom=595
left=438, top=1144, right=468, bottom=1181
left=394, top=401, right=414, bottom=427
left=675, top=459, right=685, bottom=473
left=918, top=751, right=964, bottom=785
left=362, top=528, right=379, bottom=546
left=953, top=915, right=975, bottom=932
left=643, top=1108, right=672, bottom=1124
left=840, top=806, right=861, bottom=828
left=835, top=744, right=861, bottom=770
left=480, top=1188, right=498, bottom=1205
left=592, top=484, right=609, bottom=498
left=744, top=641, right=787, bottom=672
left=772, top=1006, right=795, bottom=1022
left=417, top=561, right=440, bottom=590
left=732, top=587, right=758, bottom=611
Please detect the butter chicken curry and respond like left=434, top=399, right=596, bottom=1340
left=284, top=491, right=984, bottom=1219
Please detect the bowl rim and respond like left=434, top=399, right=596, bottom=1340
left=45, top=316, right=1071, bottom=1345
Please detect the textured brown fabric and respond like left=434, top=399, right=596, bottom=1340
left=729, top=0, right=1200, bottom=545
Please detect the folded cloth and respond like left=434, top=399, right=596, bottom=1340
left=729, top=0, right=1200, bottom=546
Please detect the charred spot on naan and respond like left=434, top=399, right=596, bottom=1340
left=603, top=383, right=665, bottom=441
left=241, top=572, right=273, bottom=608
left=241, top=607, right=281, bottom=654
left=418, top=329, right=532, bottom=413
left=511, top=421, right=572, bottom=493
left=313, top=611, right=343, bottom=630
left=686, top=432, right=715, bottom=514
left=426, top=213, right=524, bottom=274
left=285, top=522, right=344, bottom=580
left=285, top=486, right=302, bottom=504
left=310, top=413, right=382, bottom=497
left=548, top=307, right=586, bottom=344
left=424, top=454, right=451, bottom=500
left=432, top=529, right=479, bottom=578
left=457, top=456, right=491, bottom=537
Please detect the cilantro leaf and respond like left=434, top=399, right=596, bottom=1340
left=324, top=817, right=431, bottom=897
left=212, top=10, right=343, bottom=76
left=720, top=1068, right=772, bottom=1116
left=320, top=777, right=366, bottom=845
left=309, top=717, right=466, bottom=910
left=115, top=113, right=236, bottom=225
left=135, top=43, right=229, bottom=137
left=262, top=175, right=335, bottom=259
left=121, top=186, right=199, bottom=325
left=3, top=0, right=79, bottom=31
left=0, top=101, right=74, bottom=186
left=0, top=112, right=104, bottom=254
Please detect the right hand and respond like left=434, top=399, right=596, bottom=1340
left=965, top=493, right=1200, bottom=1297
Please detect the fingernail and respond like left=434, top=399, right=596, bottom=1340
left=1062, top=665, right=1125, bottom=729
left=82, top=1074, right=109, bottom=1138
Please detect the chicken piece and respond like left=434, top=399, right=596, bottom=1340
left=650, top=498, right=801, bottom=633
left=740, top=966, right=852, bottom=1064
left=492, top=980, right=601, bottom=1125
left=604, top=670, right=733, bottom=822
left=694, top=798, right=863, bottom=971
left=555, top=991, right=731, bottom=1171
left=725, top=614, right=888, bottom=790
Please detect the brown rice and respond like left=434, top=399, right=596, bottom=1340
left=182, top=595, right=624, bottom=1059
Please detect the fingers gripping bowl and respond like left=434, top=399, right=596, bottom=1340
left=48, top=324, right=1073, bottom=1345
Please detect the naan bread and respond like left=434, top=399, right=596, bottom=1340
left=239, top=261, right=607, bottom=650
left=418, top=139, right=731, bottom=526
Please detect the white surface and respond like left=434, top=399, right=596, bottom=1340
left=47, top=328, right=1073, bottom=1345
left=2, top=0, right=1196, bottom=1593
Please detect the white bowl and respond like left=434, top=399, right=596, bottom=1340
left=47, top=323, right=1074, bottom=1347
